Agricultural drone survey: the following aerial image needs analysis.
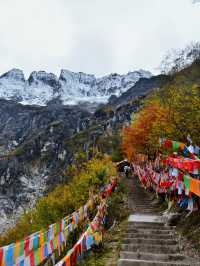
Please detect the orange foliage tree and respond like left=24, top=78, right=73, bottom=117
left=122, top=100, right=171, bottom=161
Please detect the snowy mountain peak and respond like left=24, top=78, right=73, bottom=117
left=0, top=68, right=25, bottom=82
left=28, top=71, right=60, bottom=90
left=0, top=68, right=152, bottom=106
left=59, top=70, right=96, bottom=84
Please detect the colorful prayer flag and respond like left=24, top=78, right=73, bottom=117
left=183, top=175, right=190, bottom=190
left=190, top=178, right=200, bottom=196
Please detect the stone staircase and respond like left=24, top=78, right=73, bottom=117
left=118, top=177, right=200, bottom=266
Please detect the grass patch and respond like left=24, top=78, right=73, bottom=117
left=176, top=211, right=200, bottom=254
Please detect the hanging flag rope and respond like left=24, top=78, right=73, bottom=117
left=133, top=138, right=200, bottom=214
left=0, top=177, right=117, bottom=266
left=160, top=138, right=199, bottom=159
left=55, top=178, right=117, bottom=266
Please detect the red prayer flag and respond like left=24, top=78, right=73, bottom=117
left=163, top=139, right=172, bottom=149
left=0, top=247, right=3, bottom=266
left=50, top=240, right=54, bottom=253
left=24, top=237, right=30, bottom=257
left=30, top=250, right=35, bottom=266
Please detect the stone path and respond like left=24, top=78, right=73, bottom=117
left=117, top=177, right=200, bottom=266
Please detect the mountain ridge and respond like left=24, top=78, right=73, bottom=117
left=0, top=68, right=152, bottom=106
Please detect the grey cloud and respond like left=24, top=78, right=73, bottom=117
left=0, top=0, right=200, bottom=77
left=193, top=0, right=200, bottom=4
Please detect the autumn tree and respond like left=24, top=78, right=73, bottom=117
left=122, top=100, right=171, bottom=160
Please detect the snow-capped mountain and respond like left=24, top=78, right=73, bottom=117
left=0, top=68, right=152, bottom=106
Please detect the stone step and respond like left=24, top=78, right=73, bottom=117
left=130, top=195, right=152, bottom=197
left=117, top=258, right=193, bottom=266
left=131, top=206, right=157, bottom=209
left=132, top=211, right=158, bottom=214
left=117, top=177, right=200, bottom=266
left=127, top=224, right=174, bottom=230
left=126, top=228, right=174, bottom=235
left=132, top=207, right=156, bottom=210
left=131, top=207, right=157, bottom=210
left=129, top=202, right=152, bottom=204
left=128, top=196, right=151, bottom=199
left=123, top=233, right=175, bottom=239
left=132, top=208, right=157, bottom=211
left=123, top=237, right=178, bottom=245
left=129, top=200, right=153, bottom=203
left=128, top=222, right=173, bottom=227
left=129, top=200, right=154, bottom=202
left=130, top=204, right=152, bottom=207
left=128, top=221, right=165, bottom=227
left=121, top=243, right=179, bottom=254
left=131, top=202, right=155, bottom=205
left=131, top=209, right=157, bottom=212
left=120, top=252, right=187, bottom=262
left=130, top=198, right=152, bottom=200
left=131, top=206, right=155, bottom=209
left=129, top=193, right=149, bottom=195
left=129, top=201, right=154, bottom=204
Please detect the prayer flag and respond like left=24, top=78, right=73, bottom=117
left=13, top=242, right=20, bottom=261
left=34, top=248, right=40, bottom=266
left=163, top=139, right=172, bottom=149
left=183, top=175, right=190, bottom=190
left=0, top=247, right=4, bottom=266
left=39, top=231, right=44, bottom=247
left=172, top=141, right=180, bottom=151
left=24, top=237, right=30, bottom=257
left=190, top=178, right=200, bottom=196
left=65, top=255, right=71, bottom=266
left=19, top=240, right=24, bottom=257
left=5, top=244, right=14, bottom=266
left=33, top=234, right=39, bottom=251
left=29, top=250, right=35, bottom=266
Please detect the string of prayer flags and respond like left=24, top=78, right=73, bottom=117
left=134, top=160, right=200, bottom=198
left=0, top=198, right=93, bottom=266
left=55, top=206, right=103, bottom=266
left=0, top=177, right=117, bottom=266
left=55, top=179, right=117, bottom=266
left=134, top=138, right=200, bottom=225
left=166, top=157, right=200, bottom=174
left=160, top=138, right=198, bottom=159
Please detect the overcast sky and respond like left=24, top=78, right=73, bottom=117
left=0, top=0, right=199, bottom=78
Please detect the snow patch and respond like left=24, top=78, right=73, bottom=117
left=0, top=68, right=152, bottom=106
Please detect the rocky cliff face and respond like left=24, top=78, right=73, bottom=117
left=0, top=68, right=151, bottom=106
left=0, top=96, right=143, bottom=232
left=0, top=99, right=92, bottom=232
left=108, top=74, right=170, bottom=106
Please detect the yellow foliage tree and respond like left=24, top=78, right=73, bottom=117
left=0, top=155, right=116, bottom=245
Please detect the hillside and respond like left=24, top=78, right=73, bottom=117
left=0, top=68, right=167, bottom=233
left=1, top=60, right=200, bottom=254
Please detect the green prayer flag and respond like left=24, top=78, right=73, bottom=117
left=19, top=240, right=24, bottom=256
left=34, top=248, right=40, bottom=266
left=43, top=230, right=47, bottom=243
left=56, top=222, right=60, bottom=235
left=183, top=175, right=190, bottom=189
left=172, top=141, right=180, bottom=151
